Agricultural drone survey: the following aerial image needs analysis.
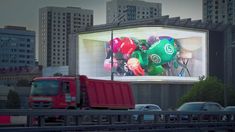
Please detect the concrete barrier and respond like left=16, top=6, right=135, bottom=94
left=10, top=116, right=27, bottom=125
left=0, top=116, right=10, bottom=124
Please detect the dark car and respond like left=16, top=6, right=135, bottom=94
left=177, top=102, right=223, bottom=111
left=170, top=102, right=223, bottom=121
left=132, top=104, right=162, bottom=121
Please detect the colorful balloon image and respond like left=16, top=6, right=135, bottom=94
left=104, top=35, right=181, bottom=77
left=123, top=53, right=131, bottom=60
left=130, top=37, right=140, bottom=46
left=109, top=37, right=122, bottom=53
left=131, top=50, right=148, bottom=68
left=127, top=58, right=145, bottom=76
left=148, top=64, right=164, bottom=75
left=159, top=36, right=174, bottom=44
left=103, top=58, right=118, bottom=71
left=139, top=39, right=150, bottom=50
left=147, top=35, right=159, bottom=45
left=119, top=37, right=137, bottom=55
left=147, top=38, right=177, bottom=65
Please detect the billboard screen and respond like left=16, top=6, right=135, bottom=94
left=78, top=26, right=207, bottom=82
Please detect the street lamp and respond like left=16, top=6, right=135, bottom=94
left=111, top=29, right=114, bottom=80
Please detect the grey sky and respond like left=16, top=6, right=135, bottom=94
left=0, top=0, right=202, bottom=59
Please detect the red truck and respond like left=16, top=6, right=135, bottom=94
left=28, top=75, right=135, bottom=110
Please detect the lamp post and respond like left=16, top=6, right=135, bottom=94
left=111, top=29, right=114, bottom=80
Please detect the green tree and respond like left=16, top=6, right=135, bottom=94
left=177, top=76, right=235, bottom=107
left=6, top=90, right=21, bottom=109
left=16, top=79, right=30, bottom=87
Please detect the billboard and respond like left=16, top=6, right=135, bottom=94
left=78, top=26, right=207, bottom=82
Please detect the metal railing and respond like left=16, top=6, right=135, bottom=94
left=0, top=109, right=235, bottom=131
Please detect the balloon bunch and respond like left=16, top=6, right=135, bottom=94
left=104, top=35, right=179, bottom=76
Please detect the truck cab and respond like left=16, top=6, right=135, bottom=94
left=29, top=76, right=79, bottom=109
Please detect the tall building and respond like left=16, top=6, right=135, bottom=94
left=203, top=0, right=235, bottom=91
left=203, top=0, right=235, bottom=24
left=106, top=0, right=161, bottom=24
left=0, top=26, right=35, bottom=68
left=39, top=7, right=93, bottom=67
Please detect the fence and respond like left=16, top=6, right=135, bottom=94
left=0, top=109, right=235, bottom=131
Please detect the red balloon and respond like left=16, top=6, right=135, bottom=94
left=119, top=37, right=137, bottom=55
left=109, top=38, right=122, bottom=53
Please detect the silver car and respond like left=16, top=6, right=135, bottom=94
left=132, top=104, right=162, bottom=121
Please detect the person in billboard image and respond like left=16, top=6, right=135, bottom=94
left=104, top=35, right=194, bottom=77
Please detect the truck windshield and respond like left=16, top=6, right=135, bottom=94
left=31, top=80, right=59, bottom=96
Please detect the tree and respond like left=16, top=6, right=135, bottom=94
left=177, top=76, right=235, bottom=107
left=6, top=90, right=21, bottom=109
left=16, top=79, right=30, bottom=87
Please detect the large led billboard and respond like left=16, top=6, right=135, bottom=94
left=78, top=26, right=208, bottom=82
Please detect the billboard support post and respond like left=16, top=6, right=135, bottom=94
left=111, top=29, right=114, bottom=80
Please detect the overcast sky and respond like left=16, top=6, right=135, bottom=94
left=0, top=0, right=202, bottom=59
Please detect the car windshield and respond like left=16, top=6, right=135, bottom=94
left=177, top=103, right=204, bottom=111
left=135, top=105, right=145, bottom=110
left=31, top=80, right=59, bottom=96
left=224, top=107, right=235, bottom=111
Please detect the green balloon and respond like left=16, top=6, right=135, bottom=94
left=169, top=38, right=175, bottom=45
left=131, top=50, right=148, bottom=68
left=147, top=39, right=177, bottom=65
left=148, top=64, right=164, bottom=75
left=139, top=39, right=147, bottom=45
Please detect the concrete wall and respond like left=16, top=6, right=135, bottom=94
left=131, top=82, right=193, bottom=110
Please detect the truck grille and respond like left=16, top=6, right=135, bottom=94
left=32, top=102, right=52, bottom=109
